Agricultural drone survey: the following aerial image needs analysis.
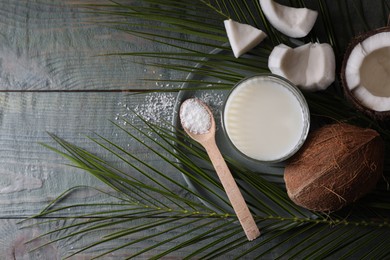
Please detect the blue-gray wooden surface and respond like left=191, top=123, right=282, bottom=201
left=0, top=0, right=206, bottom=258
left=2, top=1, right=388, bottom=259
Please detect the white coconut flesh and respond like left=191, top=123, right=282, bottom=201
left=345, top=32, right=390, bottom=111
left=268, top=42, right=335, bottom=91
left=259, top=0, right=318, bottom=38
left=224, top=19, right=267, bottom=58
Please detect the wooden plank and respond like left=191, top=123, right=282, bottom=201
left=0, top=0, right=193, bottom=91
left=0, top=218, right=254, bottom=259
left=0, top=91, right=184, bottom=217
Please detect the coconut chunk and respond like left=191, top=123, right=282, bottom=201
left=224, top=19, right=267, bottom=58
left=259, top=0, right=318, bottom=38
left=353, top=86, right=390, bottom=112
left=346, top=32, right=390, bottom=95
left=305, top=43, right=335, bottom=89
left=361, top=32, right=390, bottom=54
left=285, top=123, right=384, bottom=212
left=268, top=44, right=311, bottom=86
left=345, top=43, right=365, bottom=90
left=267, top=44, right=291, bottom=76
left=268, top=43, right=335, bottom=91
left=342, top=30, right=390, bottom=116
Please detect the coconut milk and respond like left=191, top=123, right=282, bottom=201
left=223, top=75, right=309, bottom=162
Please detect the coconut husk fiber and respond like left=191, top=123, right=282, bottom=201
left=284, top=123, right=384, bottom=212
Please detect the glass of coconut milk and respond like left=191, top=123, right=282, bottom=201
left=223, top=74, right=310, bottom=163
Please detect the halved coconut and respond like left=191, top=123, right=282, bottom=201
left=259, top=0, right=318, bottom=38
left=268, top=42, right=335, bottom=91
left=341, top=27, right=390, bottom=119
left=224, top=19, right=267, bottom=58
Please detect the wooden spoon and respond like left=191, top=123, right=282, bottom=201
left=180, top=98, right=260, bottom=241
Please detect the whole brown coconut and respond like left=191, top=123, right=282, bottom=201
left=341, top=27, right=390, bottom=120
left=284, top=123, right=384, bottom=212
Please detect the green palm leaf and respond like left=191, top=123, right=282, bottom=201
left=27, top=0, right=390, bottom=258
left=29, top=118, right=390, bottom=258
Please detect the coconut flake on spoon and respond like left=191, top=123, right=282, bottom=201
left=342, top=29, right=390, bottom=119
left=268, top=42, right=336, bottom=91
left=180, top=98, right=260, bottom=241
left=259, top=0, right=318, bottom=38
left=224, top=19, right=267, bottom=58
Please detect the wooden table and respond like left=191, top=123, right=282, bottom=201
left=1, top=1, right=389, bottom=259
left=0, top=0, right=198, bottom=258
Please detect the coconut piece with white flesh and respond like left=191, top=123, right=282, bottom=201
left=224, top=19, right=267, bottom=58
left=342, top=30, right=390, bottom=116
left=268, top=42, right=336, bottom=91
left=259, top=0, right=318, bottom=38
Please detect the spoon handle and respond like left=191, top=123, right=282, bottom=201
left=204, top=139, right=260, bottom=241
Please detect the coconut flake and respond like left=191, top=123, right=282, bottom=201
left=259, top=0, right=318, bottom=38
left=224, top=19, right=267, bottom=58
left=180, top=99, right=211, bottom=134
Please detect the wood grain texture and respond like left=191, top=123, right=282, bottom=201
left=0, top=218, right=259, bottom=259
left=0, top=92, right=185, bottom=217
left=0, top=0, right=190, bottom=91
left=0, top=0, right=230, bottom=258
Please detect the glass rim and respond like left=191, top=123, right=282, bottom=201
left=221, top=73, right=310, bottom=164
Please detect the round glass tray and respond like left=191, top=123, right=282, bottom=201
left=171, top=48, right=295, bottom=215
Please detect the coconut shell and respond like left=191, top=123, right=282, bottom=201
left=341, top=26, right=390, bottom=120
left=284, top=123, right=384, bottom=212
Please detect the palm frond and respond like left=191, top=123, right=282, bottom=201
left=28, top=114, right=390, bottom=258
left=28, top=0, right=390, bottom=258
